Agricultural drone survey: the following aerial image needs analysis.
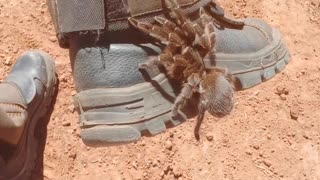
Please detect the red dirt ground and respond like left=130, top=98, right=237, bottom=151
left=0, top=0, right=320, bottom=179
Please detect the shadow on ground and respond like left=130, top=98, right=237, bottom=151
left=31, top=78, right=59, bottom=180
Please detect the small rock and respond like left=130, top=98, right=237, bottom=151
left=169, top=132, right=174, bottom=138
left=143, top=172, right=148, bottom=177
left=4, top=57, right=11, bottom=65
left=206, top=133, right=214, bottom=141
left=280, top=94, right=287, bottom=101
left=62, top=121, right=71, bottom=127
left=303, top=134, right=309, bottom=140
left=49, top=36, right=57, bottom=42
left=259, top=153, right=265, bottom=158
left=132, top=160, right=138, bottom=170
left=60, top=74, right=68, bottom=82
left=290, top=106, right=299, bottom=120
left=253, top=145, right=260, bottom=150
left=253, top=91, right=260, bottom=96
left=245, top=150, right=252, bottom=155
left=68, top=105, right=75, bottom=113
left=68, top=153, right=77, bottom=159
left=71, top=90, right=77, bottom=96
left=172, top=167, right=183, bottom=178
left=165, top=140, right=173, bottom=151
left=267, top=134, right=272, bottom=140
left=275, top=86, right=289, bottom=95
left=164, top=164, right=172, bottom=173
left=13, top=47, right=19, bottom=53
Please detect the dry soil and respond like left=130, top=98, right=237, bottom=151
left=0, top=0, right=320, bottom=179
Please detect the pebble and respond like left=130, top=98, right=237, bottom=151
left=68, top=105, right=75, bottom=113
left=152, top=160, right=158, bottom=167
left=280, top=94, right=287, bottom=101
left=60, top=74, right=68, bottom=82
left=164, top=164, right=172, bottom=173
left=71, top=90, right=77, bottom=96
left=165, top=140, right=173, bottom=151
left=169, top=132, right=174, bottom=138
left=132, top=160, right=138, bottom=170
left=68, top=153, right=77, bottom=160
left=303, top=134, right=310, bottom=140
left=4, top=57, right=11, bottom=65
left=49, top=36, right=57, bottom=42
left=245, top=150, right=252, bottom=155
left=290, top=106, right=299, bottom=120
left=267, top=134, right=272, bottom=140
left=253, top=145, right=260, bottom=150
left=173, top=167, right=183, bottom=178
left=62, top=121, right=71, bottom=127
left=275, top=86, right=289, bottom=95
left=206, top=133, right=214, bottom=141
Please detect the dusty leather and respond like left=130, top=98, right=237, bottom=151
left=53, top=0, right=274, bottom=91
left=70, top=18, right=273, bottom=91
left=48, top=0, right=212, bottom=33
left=69, top=37, right=161, bottom=90
left=0, top=83, right=27, bottom=128
left=0, top=83, right=27, bottom=144
left=0, top=51, right=51, bottom=144
left=106, top=0, right=212, bottom=31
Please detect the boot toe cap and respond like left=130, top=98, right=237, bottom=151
left=216, top=18, right=274, bottom=54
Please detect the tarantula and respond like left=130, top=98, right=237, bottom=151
left=129, top=0, right=235, bottom=140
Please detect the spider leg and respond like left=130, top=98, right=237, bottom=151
left=164, top=0, right=196, bottom=41
left=205, top=22, right=216, bottom=49
left=129, top=17, right=171, bottom=45
left=194, top=102, right=206, bottom=141
left=165, top=0, right=186, bottom=25
left=199, top=7, right=213, bottom=28
left=171, top=90, right=188, bottom=118
left=155, top=16, right=187, bottom=41
left=171, top=73, right=200, bottom=117
left=194, top=22, right=216, bottom=53
left=197, top=8, right=216, bottom=52
left=155, top=16, right=176, bottom=32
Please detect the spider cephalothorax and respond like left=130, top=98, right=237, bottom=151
left=129, top=0, right=235, bottom=140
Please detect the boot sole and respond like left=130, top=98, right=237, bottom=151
left=75, top=73, right=186, bottom=146
left=0, top=51, right=57, bottom=180
left=76, top=29, right=291, bottom=146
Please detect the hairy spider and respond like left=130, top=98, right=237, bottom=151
left=129, top=0, right=235, bottom=140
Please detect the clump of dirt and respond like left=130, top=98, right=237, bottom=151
left=1, top=0, right=320, bottom=179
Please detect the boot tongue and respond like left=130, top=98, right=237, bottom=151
left=0, top=82, right=27, bottom=128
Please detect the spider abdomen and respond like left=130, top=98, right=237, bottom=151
left=201, top=73, right=234, bottom=117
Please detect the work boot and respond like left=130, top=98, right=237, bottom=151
left=0, top=51, right=57, bottom=180
left=48, top=0, right=290, bottom=146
